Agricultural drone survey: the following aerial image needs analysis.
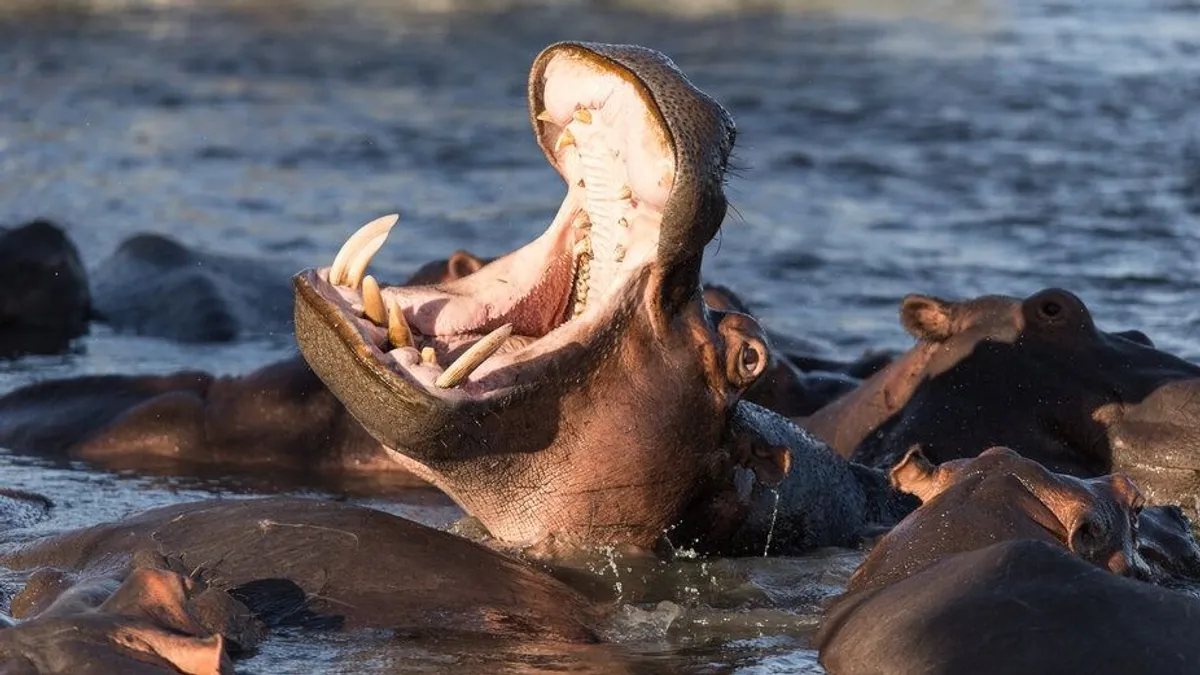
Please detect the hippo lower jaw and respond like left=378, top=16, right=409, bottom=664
left=296, top=42, right=754, bottom=551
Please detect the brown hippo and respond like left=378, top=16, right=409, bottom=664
left=0, top=220, right=91, bottom=359
left=816, top=447, right=1200, bottom=675
left=291, top=41, right=905, bottom=557
left=0, top=564, right=251, bottom=675
left=0, top=498, right=599, bottom=643
left=802, top=288, right=1200, bottom=518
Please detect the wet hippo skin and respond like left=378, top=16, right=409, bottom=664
left=0, top=498, right=598, bottom=643
left=816, top=448, right=1200, bottom=675
left=802, top=288, right=1200, bottom=519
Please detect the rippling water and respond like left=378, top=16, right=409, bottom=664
left=2, top=0, right=1199, bottom=672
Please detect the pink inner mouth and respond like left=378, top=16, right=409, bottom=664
left=308, top=52, right=677, bottom=399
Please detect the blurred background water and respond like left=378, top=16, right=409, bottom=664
left=1, top=0, right=1198, bottom=672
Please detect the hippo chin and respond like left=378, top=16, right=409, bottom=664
left=803, top=287, right=1200, bottom=519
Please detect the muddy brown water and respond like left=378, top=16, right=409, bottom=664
left=2, top=0, right=1199, bottom=672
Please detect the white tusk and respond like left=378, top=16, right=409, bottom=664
left=330, top=214, right=398, bottom=286
left=434, top=323, right=512, bottom=388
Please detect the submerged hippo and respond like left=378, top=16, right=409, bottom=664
left=816, top=447, right=1200, bottom=675
left=292, top=41, right=902, bottom=557
left=803, top=288, right=1200, bottom=517
left=0, top=220, right=91, bottom=359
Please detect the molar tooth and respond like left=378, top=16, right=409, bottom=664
left=330, top=214, right=399, bottom=286
left=573, top=109, right=592, bottom=124
left=435, top=324, right=513, bottom=389
left=536, top=110, right=555, bottom=123
left=385, top=297, right=412, bottom=349
left=618, top=185, right=632, bottom=201
left=573, top=238, right=592, bottom=257
left=618, top=217, right=629, bottom=228
left=421, top=347, right=437, bottom=366
left=362, top=275, right=386, bottom=324
left=554, top=129, right=575, bottom=153
left=614, top=245, right=626, bottom=263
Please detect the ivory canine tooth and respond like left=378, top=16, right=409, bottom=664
left=573, top=109, right=592, bottom=124
left=330, top=214, right=399, bottom=286
left=536, top=110, right=555, bottom=123
left=344, top=232, right=389, bottom=290
left=362, top=275, right=386, bottom=324
left=554, top=129, right=575, bottom=153
left=435, top=324, right=513, bottom=389
left=385, top=297, right=412, bottom=348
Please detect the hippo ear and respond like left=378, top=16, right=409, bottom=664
left=447, top=250, right=487, bottom=280
left=112, top=629, right=228, bottom=675
left=1105, top=474, right=1145, bottom=513
left=747, top=444, right=791, bottom=487
left=99, top=568, right=205, bottom=637
left=889, top=445, right=942, bottom=503
left=900, top=294, right=955, bottom=342
left=702, top=284, right=751, bottom=314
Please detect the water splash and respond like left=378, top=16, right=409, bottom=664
left=763, top=488, right=781, bottom=557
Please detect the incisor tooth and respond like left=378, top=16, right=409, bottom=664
left=554, top=129, right=575, bottom=153
left=573, top=109, right=592, bottom=124
left=330, top=214, right=399, bottom=286
left=385, top=297, right=412, bottom=349
left=421, top=347, right=437, bottom=366
left=362, top=275, right=386, bottom=324
left=536, top=110, right=555, bottom=123
left=435, top=324, right=513, bottom=389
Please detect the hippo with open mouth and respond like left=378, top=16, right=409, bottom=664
left=293, top=42, right=897, bottom=556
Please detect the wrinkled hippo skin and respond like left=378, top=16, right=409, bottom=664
left=0, top=498, right=598, bottom=642
left=803, top=288, right=1200, bottom=518
left=817, top=448, right=1200, bottom=675
left=0, top=220, right=91, bottom=359
left=0, top=564, right=251, bottom=675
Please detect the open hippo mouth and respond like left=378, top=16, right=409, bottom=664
left=296, top=50, right=679, bottom=399
left=294, top=43, right=768, bottom=550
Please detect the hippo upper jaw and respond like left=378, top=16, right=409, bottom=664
left=296, top=42, right=766, bottom=551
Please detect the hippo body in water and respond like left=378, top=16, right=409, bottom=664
left=0, top=498, right=598, bottom=642
left=0, top=220, right=91, bottom=359
left=803, top=288, right=1200, bottom=518
left=816, top=448, right=1200, bottom=675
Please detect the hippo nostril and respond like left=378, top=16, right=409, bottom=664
left=1040, top=301, right=1062, bottom=319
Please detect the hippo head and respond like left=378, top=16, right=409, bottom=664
left=295, top=43, right=785, bottom=552
left=889, top=446, right=1145, bottom=576
left=0, top=219, right=90, bottom=358
left=855, top=288, right=1200, bottom=516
